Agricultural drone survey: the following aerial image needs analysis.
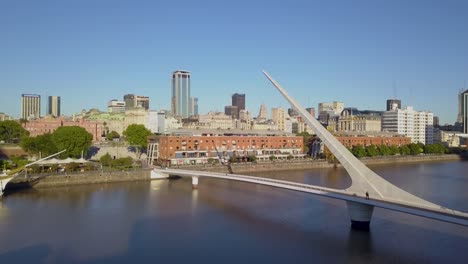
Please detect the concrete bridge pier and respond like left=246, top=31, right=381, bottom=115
left=346, top=201, right=374, bottom=230
left=192, top=176, right=199, bottom=189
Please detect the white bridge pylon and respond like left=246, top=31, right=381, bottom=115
left=262, top=71, right=439, bottom=208
left=152, top=72, right=468, bottom=229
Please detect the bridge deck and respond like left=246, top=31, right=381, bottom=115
left=155, top=168, right=468, bottom=227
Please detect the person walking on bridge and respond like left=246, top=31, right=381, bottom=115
left=366, top=191, right=369, bottom=200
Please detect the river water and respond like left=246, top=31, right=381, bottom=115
left=0, top=161, right=467, bottom=263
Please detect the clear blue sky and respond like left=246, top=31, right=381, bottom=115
left=1, top=0, right=467, bottom=124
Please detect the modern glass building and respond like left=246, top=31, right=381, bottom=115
left=191, top=97, right=198, bottom=116
left=232, top=93, right=245, bottom=112
left=47, top=96, right=61, bottom=117
left=171, top=70, right=191, bottom=117
left=462, top=90, right=468, bottom=133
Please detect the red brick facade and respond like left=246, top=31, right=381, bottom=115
left=155, top=135, right=303, bottom=160
left=22, top=118, right=103, bottom=142
left=336, top=136, right=411, bottom=147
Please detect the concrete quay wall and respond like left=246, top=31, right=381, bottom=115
left=174, top=154, right=464, bottom=173
left=360, top=154, right=462, bottom=165
left=32, top=154, right=464, bottom=188
left=34, top=169, right=151, bottom=188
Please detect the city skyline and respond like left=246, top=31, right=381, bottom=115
left=1, top=1, right=468, bottom=124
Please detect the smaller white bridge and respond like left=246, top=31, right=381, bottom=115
left=0, top=150, right=66, bottom=197
left=153, top=168, right=468, bottom=229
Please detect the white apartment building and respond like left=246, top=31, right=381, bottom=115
left=271, top=107, right=286, bottom=132
left=382, top=106, right=433, bottom=144
left=147, top=111, right=159, bottom=133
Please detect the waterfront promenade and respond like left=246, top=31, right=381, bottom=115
left=4, top=154, right=463, bottom=190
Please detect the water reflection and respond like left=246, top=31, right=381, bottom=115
left=0, top=161, right=467, bottom=263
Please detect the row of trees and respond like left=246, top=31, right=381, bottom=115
left=21, top=126, right=93, bottom=158
left=349, top=143, right=447, bottom=158
left=0, top=120, right=153, bottom=161
left=27, top=162, right=97, bottom=174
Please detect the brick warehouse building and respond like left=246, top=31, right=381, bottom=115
left=336, top=135, right=411, bottom=148
left=22, top=117, right=103, bottom=142
left=148, top=135, right=304, bottom=165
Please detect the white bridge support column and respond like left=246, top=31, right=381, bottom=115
left=1, top=177, right=12, bottom=197
left=150, top=170, right=170, bottom=179
left=192, top=176, right=199, bottom=189
left=346, top=201, right=374, bottom=230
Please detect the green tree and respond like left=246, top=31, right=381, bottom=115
left=9, top=155, right=29, bottom=168
left=297, top=132, right=311, bottom=153
left=0, top=159, right=7, bottom=172
left=400, top=145, right=411, bottom=155
left=106, top=130, right=120, bottom=141
left=114, top=157, right=133, bottom=169
left=378, top=144, right=391, bottom=156
left=0, top=120, right=29, bottom=143
left=352, top=145, right=367, bottom=158
left=389, top=145, right=400, bottom=155
left=424, top=144, right=435, bottom=154
left=21, top=133, right=58, bottom=157
left=437, top=143, right=448, bottom=154
left=424, top=143, right=446, bottom=154
left=100, top=153, right=113, bottom=167
left=52, top=126, right=93, bottom=158
left=229, top=156, right=239, bottom=163
left=123, top=124, right=152, bottom=158
left=409, top=143, right=423, bottom=155
left=366, top=144, right=379, bottom=157
left=247, top=155, right=257, bottom=162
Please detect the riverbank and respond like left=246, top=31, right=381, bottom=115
left=172, top=154, right=465, bottom=173
left=9, top=169, right=152, bottom=189
left=7, top=154, right=465, bottom=189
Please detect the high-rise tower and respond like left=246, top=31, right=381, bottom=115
left=461, top=89, right=468, bottom=133
left=232, top=93, right=245, bottom=116
left=47, top=96, right=61, bottom=117
left=171, top=70, right=191, bottom=117
left=21, top=94, right=41, bottom=120
left=257, top=103, right=268, bottom=120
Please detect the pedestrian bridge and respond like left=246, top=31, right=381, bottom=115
left=153, top=71, right=468, bottom=229
left=153, top=168, right=468, bottom=228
